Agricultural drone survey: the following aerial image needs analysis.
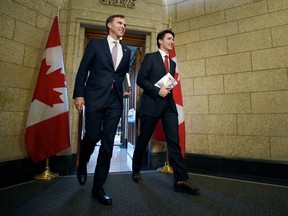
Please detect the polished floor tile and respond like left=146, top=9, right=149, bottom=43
left=87, top=135, right=132, bottom=173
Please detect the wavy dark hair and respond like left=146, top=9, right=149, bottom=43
left=156, top=30, right=175, bottom=48
left=106, top=14, right=125, bottom=33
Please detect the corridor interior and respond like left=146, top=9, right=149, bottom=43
left=86, top=134, right=132, bottom=173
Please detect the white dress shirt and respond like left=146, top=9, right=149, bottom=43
left=107, top=35, right=123, bottom=69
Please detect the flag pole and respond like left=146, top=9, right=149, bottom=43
left=157, top=18, right=174, bottom=175
left=34, top=158, right=59, bottom=180
left=34, top=7, right=62, bottom=181
left=57, top=6, right=60, bottom=17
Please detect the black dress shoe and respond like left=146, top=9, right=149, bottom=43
left=132, top=172, right=141, bottom=182
left=174, top=181, right=201, bottom=194
left=92, top=187, right=112, bottom=205
left=77, top=165, right=87, bottom=185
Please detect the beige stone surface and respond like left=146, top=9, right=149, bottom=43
left=185, top=134, right=208, bottom=154
left=171, top=20, right=189, bottom=33
left=176, top=0, right=205, bottom=21
left=1, top=0, right=288, bottom=163
left=23, top=46, right=43, bottom=69
left=270, top=137, right=288, bottom=161
left=0, top=62, right=36, bottom=89
left=0, top=136, right=14, bottom=162
left=175, top=30, right=200, bottom=45
left=224, top=69, right=288, bottom=93
left=200, top=21, right=238, bottom=40
left=194, top=75, right=224, bottom=95
left=0, top=111, right=25, bottom=136
left=181, top=78, right=194, bottom=96
left=14, top=21, right=46, bottom=49
left=173, top=44, right=186, bottom=62
left=191, top=114, right=237, bottom=135
left=189, top=11, right=225, bottom=30
left=184, top=114, right=192, bottom=134
left=225, top=0, right=268, bottom=22
left=0, top=0, right=37, bottom=25
left=4, top=87, right=32, bottom=112
left=0, top=87, right=5, bottom=109
left=187, top=38, right=227, bottom=60
left=14, top=0, right=57, bottom=18
left=204, top=0, right=253, bottom=14
left=238, top=9, right=288, bottom=33
left=0, top=37, right=25, bottom=65
left=183, top=95, right=208, bottom=114
left=237, top=114, right=288, bottom=136
left=12, top=135, right=28, bottom=160
left=179, top=59, right=205, bottom=78
left=206, top=52, right=251, bottom=75
left=0, top=13, right=15, bottom=39
left=251, top=91, right=288, bottom=113
left=208, top=135, right=270, bottom=159
left=268, top=0, right=288, bottom=12
left=37, top=14, right=53, bottom=31
left=272, top=25, right=288, bottom=47
left=228, top=29, right=272, bottom=53
left=252, top=46, right=288, bottom=70
left=209, top=93, right=251, bottom=114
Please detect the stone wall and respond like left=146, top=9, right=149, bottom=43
left=0, top=0, right=70, bottom=162
left=168, top=0, right=288, bottom=161
left=1, top=0, right=287, bottom=163
left=0, top=0, right=168, bottom=162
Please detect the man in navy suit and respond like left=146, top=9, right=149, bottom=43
left=73, top=15, right=131, bottom=205
left=132, top=30, right=201, bottom=195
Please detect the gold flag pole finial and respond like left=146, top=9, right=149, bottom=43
left=169, top=18, right=172, bottom=29
left=57, top=7, right=61, bottom=17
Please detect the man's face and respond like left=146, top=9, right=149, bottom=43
left=159, top=33, right=174, bottom=52
left=108, top=17, right=126, bottom=40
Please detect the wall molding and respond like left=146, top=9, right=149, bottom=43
left=99, top=0, right=136, bottom=8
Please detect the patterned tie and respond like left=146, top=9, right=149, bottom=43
left=164, top=55, right=169, bottom=73
left=112, top=41, right=118, bottom=69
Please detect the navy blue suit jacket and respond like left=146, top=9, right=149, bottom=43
left=73, top=38, right=131, bottom=109
left=137, top=51, right=178, bottom=117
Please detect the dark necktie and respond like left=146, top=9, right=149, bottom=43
left=164, top=55, right=169, bottom=73
left=112, top=41, right=118, bottom=69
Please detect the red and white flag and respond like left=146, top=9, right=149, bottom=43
left=25, top=16, right=70, bottom=163
left=154, top=29, right=186, bottom=158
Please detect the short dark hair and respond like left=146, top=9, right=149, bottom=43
left=106, top=15, right=125, bottom=33
left=156, top=30, right=175, bottom=48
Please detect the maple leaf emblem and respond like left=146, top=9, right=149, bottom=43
left=32, top=58, right=66, bottom=107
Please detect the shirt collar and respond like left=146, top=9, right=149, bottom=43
left=107, top=35, right=119, bottom=44
left=158, top=49, right=169, bottom=58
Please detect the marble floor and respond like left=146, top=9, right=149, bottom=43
left=87, top=135, right=133, bottom=173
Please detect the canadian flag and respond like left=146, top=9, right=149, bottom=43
left=154, top=29, right=186, bottom=158
left=25, top=16, right=70, bottom=163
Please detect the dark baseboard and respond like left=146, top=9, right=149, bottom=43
left=1, top=153, right=288, bottom=188
left=185, top=153, right=288, bottom=186
left=0, top=155, right=77, bottom=189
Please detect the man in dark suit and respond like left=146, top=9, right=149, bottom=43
left=132, top=30, right=201, bottom=194
left=73, top=15, right=131, bottom=205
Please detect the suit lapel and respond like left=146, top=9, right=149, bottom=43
left=156, top=51, right=169, bottom=75
left=102, top=38, right=114, bottom=68
left=116, top=44, right=129, bottom=71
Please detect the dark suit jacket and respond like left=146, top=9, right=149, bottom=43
left=73, top=38, right=131, bottom=109
left=137, top=51, right=178, bottom=117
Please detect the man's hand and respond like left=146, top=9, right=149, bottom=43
left=74, top=97, right=85, bottom=113
left=123, top=89, right=131, bottom=98
left=159, top=87, right=170, bottom=97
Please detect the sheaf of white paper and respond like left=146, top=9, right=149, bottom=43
left=154, top=73, right=178, bottom=89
